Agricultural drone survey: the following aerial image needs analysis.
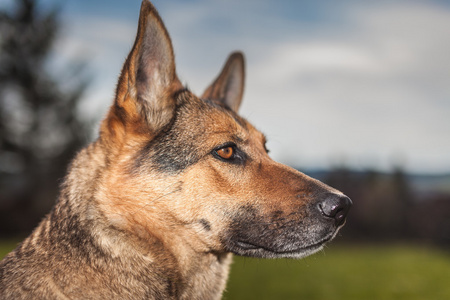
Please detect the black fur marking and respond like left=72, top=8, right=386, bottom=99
left=132, top=90, right=201, bottom=173
left=143, top=114, right=202, bottom=173
left=199, top=219, right=212, bottom=231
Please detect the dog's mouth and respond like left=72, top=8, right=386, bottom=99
left=223, top=204, right=347, bottom=259
left=229, top=234, right=335, bottom=259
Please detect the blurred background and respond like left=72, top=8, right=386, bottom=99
left=1, top=0, right=449, bottom=299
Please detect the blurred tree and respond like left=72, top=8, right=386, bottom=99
left=411, top=195, right=450, bottom=246
left=0, top=0, right=90, bottom=236
left=391, top=166, right=414, bottom=238
left=324, top=166, right=415, bottom=241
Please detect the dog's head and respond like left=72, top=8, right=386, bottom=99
left=97, top=0, right=351, bottom=259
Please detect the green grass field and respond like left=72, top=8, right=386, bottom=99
left=224, top=244, right=450, bottom=300
left=1, top=241, right=449, bottom=299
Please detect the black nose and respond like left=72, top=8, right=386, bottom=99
left=319, top=194, right=352, bottom=226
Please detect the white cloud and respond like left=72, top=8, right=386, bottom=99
left=236, top=2, right=450, bottom=172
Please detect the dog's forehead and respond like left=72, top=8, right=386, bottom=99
left=177, top=92, right=262, bottom=143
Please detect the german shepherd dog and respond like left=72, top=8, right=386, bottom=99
left=0, top=1, right=351, bottom=299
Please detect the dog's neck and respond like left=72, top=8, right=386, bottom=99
left=91, top=219, right=232, bottom=299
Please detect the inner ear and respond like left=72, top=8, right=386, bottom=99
left=202, top=52, right=245, bottom=113
left=114, top=0, right=183, bottom=133
left=134, top=7, right=178, bottom=106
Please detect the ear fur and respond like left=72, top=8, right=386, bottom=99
left=112, top=0, right=182, bottom=134
left=202, top=52, right=245, bottom=112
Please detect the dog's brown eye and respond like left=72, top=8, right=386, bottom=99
left=216, top=146, right=234, bottom=159
left=212, top=143, right=247, bottom=164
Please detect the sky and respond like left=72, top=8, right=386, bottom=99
left=5, top=0, right=450, bottom=174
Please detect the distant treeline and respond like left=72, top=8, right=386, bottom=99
left=306, top=167, right=450, bottom=246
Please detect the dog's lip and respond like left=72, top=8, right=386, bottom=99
left=235, top=240, right=262, bottom=250
left=234, top=236, right=332, bottom=255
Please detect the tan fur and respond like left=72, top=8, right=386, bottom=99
left=0, top=1, right=351, bottom=299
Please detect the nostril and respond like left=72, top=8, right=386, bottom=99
left=319, top=196, right=350, bottom=217
left=319, top=194, right=352, bottom=226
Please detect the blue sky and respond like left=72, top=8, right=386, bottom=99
left=4, top=0, right=450, bottom=173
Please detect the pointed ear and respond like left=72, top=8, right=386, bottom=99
left=114, top=0, right=182, bottom=133
left=202, top=52, right=245, bottom=112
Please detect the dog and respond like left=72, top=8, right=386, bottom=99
left=0, top=1, right=351, bottom=299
